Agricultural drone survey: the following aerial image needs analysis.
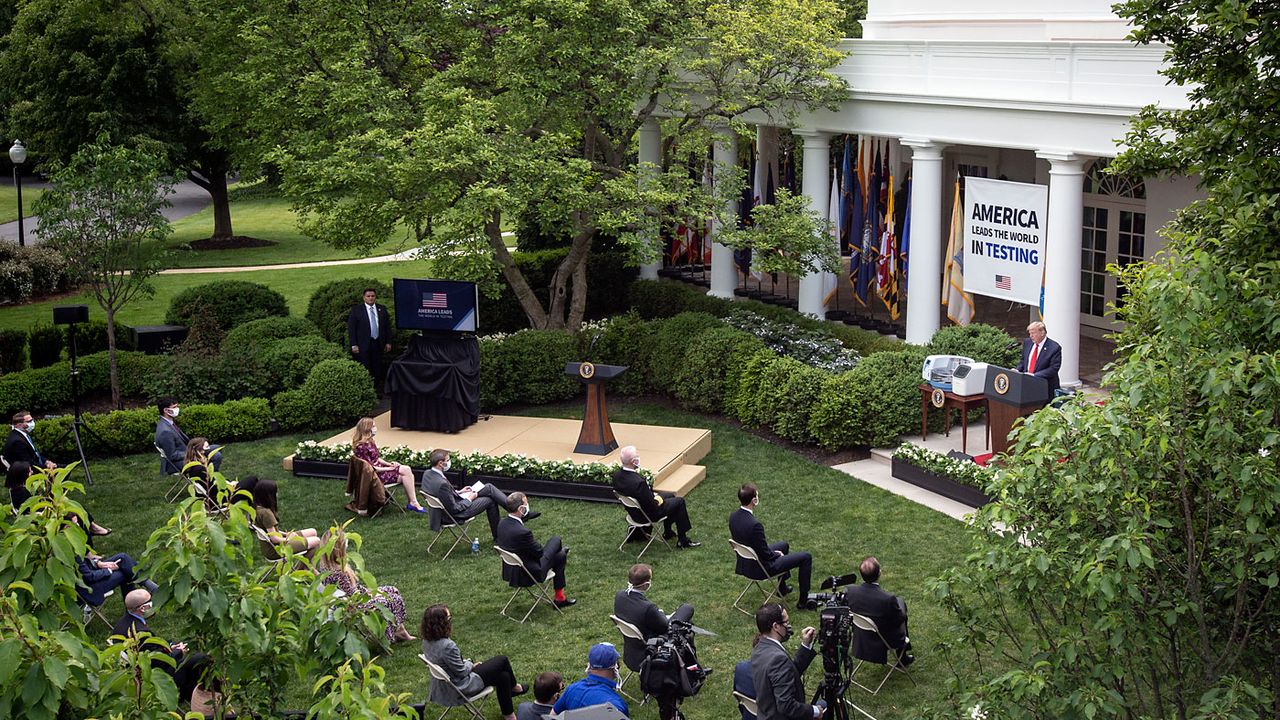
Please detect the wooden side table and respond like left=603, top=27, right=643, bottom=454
left=918, top=383, right=989, bottom=454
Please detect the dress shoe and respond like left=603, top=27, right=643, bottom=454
left=553, top=597, right=577, bottom=608
left=663, top=529, right=678, bottom=541
left=896, top=653, right=916, bottom=668
left=407, top=504, right=428, bottom=514
left=676, top=538, right=702, bottom=549
left=777, top=581, right=794, bottom=596
left=524, top=511, right=542, bottom=521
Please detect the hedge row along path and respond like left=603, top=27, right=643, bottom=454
left=159, top=248, right=422, bottom=274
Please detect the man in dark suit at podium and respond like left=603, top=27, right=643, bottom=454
left=347, top=288, right=392, bottom=383
left=1016, top=321, right=1062, bottom=395
left=612, top=446, right=700, bottom=548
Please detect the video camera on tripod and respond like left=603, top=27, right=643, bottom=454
left=808, top=572, right=878, bottom=720
left=640, top=619, right=707, bottom=701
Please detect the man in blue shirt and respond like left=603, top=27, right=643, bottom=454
left=552, top=643, right=629, bottom=717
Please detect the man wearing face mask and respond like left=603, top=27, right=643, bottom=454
left=3, top=410, right=57, bottom=471
left=420, top=448, right=535, bottom=538
left=612, top=445, right=700, bottom=549
left=496, top=492, right=575, bottom=608
left=112, top=589, right=210, bottom=707
left=729, top=484, right=817, bottom=611
left=154, top=397, right=222, bottom=474
left=553, top=643, right=628, bottom=717
left=749, top=603, right=825, bottom=720
left=615, top=563, right=696, bottom=720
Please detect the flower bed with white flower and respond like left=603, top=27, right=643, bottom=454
left=891, top=443, right=995, bottom=492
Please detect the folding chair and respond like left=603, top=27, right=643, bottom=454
left=421, top=491, right=478, bottom=560
left=249, top=523, right=288, bottom=582
left=80, top=588, right=116, bottom=628
left=728, top=540, right=787, bottom=616
left=417, top=653, right=495, bottom=720
left=346, top=458, right=393, bottom=518
left=613, top=491, right=672, bottom=560
left=548, top=703, right=628, bottom=720
left=156, top=445, right=187, bottom=502
left=733, top=691, right=759, bottom=719
left=848, top=612, right=917, bottom=695
left=608, top=614, right=649, bottom=704
left=494, top=546, right=562, bottom=623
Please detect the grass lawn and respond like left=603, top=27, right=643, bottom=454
left=71, top=400, right=988, bottom=719
left=166, top=195, right=409, bottom=268
left=0, top=259, right=430, bottom=331
left=0, top=184, right=44, bottom=224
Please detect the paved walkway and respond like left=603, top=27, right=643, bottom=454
left=159, top=248, right=422, bottom=274
left=0, top=179, right=213, bottom=245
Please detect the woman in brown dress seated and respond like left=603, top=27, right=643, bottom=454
left=251, top=479, right=320, bottom=559
left=316, top=527, right=413, bottom=642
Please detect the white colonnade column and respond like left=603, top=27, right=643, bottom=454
left=709, top=129, right=739, bottom=299
left=900, top=139, right=946, bottom=344
left=1036, top=151, right=1089, bottom=389
left=637, top=118, right=663, bottom=280
left=793, top=129, right=832, bottom=318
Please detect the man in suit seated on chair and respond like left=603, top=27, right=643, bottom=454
left=612, top=446, right=700, bottom=549
left=112, top=589, right=210, bottom=706
left=729, top=484, right=816, bottom=610
left=842, top=556, right=915, bottom=668
left=154, top=397, right=222, bottom=474
left=420, top=448, right=535, bottom=538
left=1015, top=321, right=1062, bottom=396
left=4, top=410, right=57, bottom=472
left=495, top=492, right=575, bottom=608
left=613, top=562, right=695, bottom=674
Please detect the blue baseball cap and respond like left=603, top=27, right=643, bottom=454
left=588, top=642, right=620, bottom=669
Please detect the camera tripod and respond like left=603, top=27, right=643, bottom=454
left=813, top=669, right=877, bottom=720
left=49, top=323, right=114, bottom=486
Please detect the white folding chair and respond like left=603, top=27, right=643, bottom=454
left=848, top=612, right=917, bottom=695
left=608, top=614, right=649, bottom=704
left=156, top=445, right=187, bottom=502
left=613, top=491, right=672, bottom=559
left=728, top=540, right=786, bottom=616
left=548, top=703, right=628, bottom=720
left=421, top=490, right=478, bottom=560
left=494, top=546, right=562, bottom=623
left=417, top=653, right=495, bottom=720
left=81, top=588, right=116, bottom=628
left=734, top=690, right=759, bottom=719
left=249, top=523, right=288, bottom=582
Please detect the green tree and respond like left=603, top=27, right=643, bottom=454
left=717, top=187, right=841, bottom=277
left=0, top=0, right=238, bottom=240
left=198, top=0, right=848, bottom=329
left=35, top=139, right=170, bottom=409
left=929, top=3, right=1280, bottom=718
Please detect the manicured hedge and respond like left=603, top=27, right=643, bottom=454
left=273, top=359, right=377, bottom=431
left=926, top=323, right=1020, bottom=367
left=33, top=398, right=272, bottom=459
left=670, top=326, right=766, bottom=413
left=166, top=280, right=290, bottom=331
left=0, top=351, right=165, bottom=417
left=27, top=323, right=64, bottom=369
left=306, top=278, right=394, bottom=346
left=587, top=313, right=659, bottom=396
left=479, top=330, right=579, bottom=408
left=0, top=328, right=27, bottom=373
left=218, top=317, right=328, bottom=398
left=810, top=348, right=945, bottom=449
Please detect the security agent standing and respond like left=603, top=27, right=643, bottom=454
left=347, top=287, right=392, bottom=382
left=749, top=603, right=825, bottom=720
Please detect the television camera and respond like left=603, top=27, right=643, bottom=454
left=809, top=573, right=877, bottom=720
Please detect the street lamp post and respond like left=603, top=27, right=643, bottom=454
left=9, top=140, right=27, bottom=247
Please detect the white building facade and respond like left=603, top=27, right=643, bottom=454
left=640, top=0, right=1200, bottom=388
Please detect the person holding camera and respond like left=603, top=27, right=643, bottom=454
left=615, top=563, right=696, bottom=720
left=842, top=556, right=915, bottom=668
left=749, top=603, right=825, bottom=719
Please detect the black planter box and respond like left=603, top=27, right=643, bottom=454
left=291, top=459, right=616, bottom=503
left=890, top=457, right=992, bottom=507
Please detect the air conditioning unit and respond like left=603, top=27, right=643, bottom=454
left=921, top=355, right=974, bottom=390
left=951, top=362, right=990, bottom=396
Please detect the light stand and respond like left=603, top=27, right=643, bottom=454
left=9, top=139, right=26, bottom=247
left=49, top=306, right=114, bottom=486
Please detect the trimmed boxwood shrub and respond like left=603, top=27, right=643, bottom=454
left=774, top=362, right=829, bottom=444
left=273, top=359, right=377, bottom=431
left=217, top=316, right=326, bottom=397
left=260, top=336, right=347, bottom=394
left=306, top=278, right=393, bottom=345
left=33, top=398, right=273, bottom=459
left=479, top=330, right=579, bottom=408
left=671, top=326, right=766, bottom=413
left=27, top=323, right=64, bottom=368
left=0, top=328, right=27, bottom=373
left=74, top=319, right=130, bottom=354
left=728, top=349, right=785, bottom=427
left=166, top=280, right=289, bottom=331
left=809, top=347, right=942, bottom=449
left=221, top=316, right=320, bottom=353
left=646, top=312, right=723, bottom=387
left=589, top=313, right=659, bottom=396
left=926, top=323, right=1020, bottom=367
left=0, top=351, right=164, bottom=417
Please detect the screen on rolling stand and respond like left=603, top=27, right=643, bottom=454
left=392, top=278, right=479, bottom=333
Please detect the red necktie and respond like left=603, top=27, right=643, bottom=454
left=1028, top=344, right=1040, bottom=373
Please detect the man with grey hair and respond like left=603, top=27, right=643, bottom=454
left=1016, top=321, right=1062, bottom=395
left=612, top=445, right=700, bottom=548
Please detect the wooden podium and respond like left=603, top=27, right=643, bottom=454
left=984, top=365, right=1050, bottom=455
left=565, top=362, right=627, bottom=455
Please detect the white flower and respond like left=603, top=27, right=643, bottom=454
left=1260, top=448, right=1271, bottom=458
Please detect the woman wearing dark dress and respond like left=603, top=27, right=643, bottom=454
left=251, top=479, right=320, bottom=559
left=316, top=527, right=413, bottom=642
left=351, top=417, right=426, bottom=513
left=421, top=604, right=526, bottom=720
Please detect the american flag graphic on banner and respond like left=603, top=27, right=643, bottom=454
left=994, top=274, right=1012, bottom=291
left=421, top=292, right=448, bottom=309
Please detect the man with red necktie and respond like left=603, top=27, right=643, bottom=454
left=1016, top=321, right=1062, bottom=395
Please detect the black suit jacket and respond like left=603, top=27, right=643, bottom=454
left=2, top=428, right=45, bottom=468
left=729, top=507, right=776, bottom=579
left=749, top=637, right=815, bottom=720
left=612, top=467, right=662, bottom=522
left=347, top=302, right=391, bottom=352
left=110, top=613, right=182, bottom=660
left=1016, top=337, right=1062, bottom=395
left=614, top=588, right=669, bottom=670
left=495, top=515, right=544, bottom=583
left=844, top=582, right=907, bottom=664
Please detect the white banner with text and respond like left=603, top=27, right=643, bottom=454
left=962, top=177, right=1048, bottom=305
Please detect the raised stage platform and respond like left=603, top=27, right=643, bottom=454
left=283, top=412, right=711, bottom=496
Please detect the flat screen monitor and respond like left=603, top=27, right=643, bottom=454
left=393, top=278, right=479, bottom=333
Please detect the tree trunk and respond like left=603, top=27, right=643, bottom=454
left=186, top=154, right=234, bottom=240
left=105, top=308, right=121, bottom=410
left=485, top=213, right=550, bottom=328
